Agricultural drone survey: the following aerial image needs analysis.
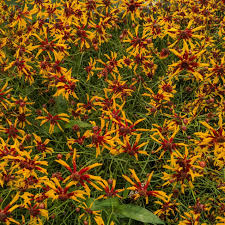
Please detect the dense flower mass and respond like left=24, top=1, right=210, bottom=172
left=0, top=0, right=225, bottom=224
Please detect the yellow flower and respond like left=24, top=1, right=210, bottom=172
left=169, top=49, right=208, bottom=81
left=44, top=177, right=87, bottom=201
left=123, top=169, right=167, bottom=204
left=162, top=147, right=203, bottom=193
left=0, top=81, right=12, bottom=110
left=56, top=148, right=102, bottom=194
left=95, top=216, right=115, bottom=225
left=36, top=108, right=69, bottom=134
left=0, top=192, right=20, bottom=225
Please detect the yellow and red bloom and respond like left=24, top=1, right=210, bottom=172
left=123, top=169, right=167, bottom=204
left=85, top=118, right=118, bottom=157
left=116, top=134, right=148, bottom=159
left=162, top=147, right=203, bottom=193
left=169, top=49, right=208, bottom=80
left=33, top=133, right=53, bottom=156
left=44, top=177, right=86, bottom=202
left=0, top=192, right=20, bottom=225
left=36, top=108, right=69, bottom=134
left=56, top=149, right=102, bottom=193
left=0, top=82, right=12, bottom=110
left=96, top=178, right=124, bottom=199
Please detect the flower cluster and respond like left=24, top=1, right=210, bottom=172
left=0, top=0, right=225, bottom=224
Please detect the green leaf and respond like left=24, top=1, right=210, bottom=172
left=91, top=198, right=120, bottom=211
left=116, top=204, right=164, bottom=224
left=65, top=120, right=92, bottom=128
left=55, top=95, right=68, bottom=113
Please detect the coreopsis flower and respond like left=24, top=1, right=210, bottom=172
left=169, top=49, right=208, bottom=80
left=32, top=26, right=69, bottom=60
left=100, top=97, right=125, bottom=121
left=0, top=81, right=12, bottom=110
left=0, top=37, right=7, bottom=64
left=120, top=0, right=146, bottom=21
left=74, top=23, right=94, bottom=50
left=164, top=112, right=187, bottom=128
left=194, top=114, right=225, bottom=168
left=56, top=148, right=102, bottom=193
left=67, top=129, right=88, bottom=147
left=85, top=57, right=97, bottom=81
left=16, top=175, right=49, bottom=192
left=115, top=134, right=148, bottom=159
left=0, top=162, right=18, bottom=188
left=95, top=216, right=115, bottom=225
left=0, top=119, right=25, bottom=143
left=4, top=57, right=33, bottom=78
left=52, top=69, right=79, bottom=100
left=11, top=35, right=37, bottom=58
left=154, top=194, right=179, bottom=222
left=0, top=137, right=19, bottom=158
left=10, top=4, right=38, bottom=29
left=58, top=1, right=79, bottom=25
left=12, top=111, right=32, bottom=128
left=103, top=51, right=123, bottom=71
left=11, top=96, right=34, bottom=113
left=104, top=73, right=136, bottom=100
left=216, top=216, right=225, bottom=225
left=96, top=178, right=124, bottom=199
left=143, top=87, right=171, bottom=107
left=123, top=169, right=167, bottom=204
left=162, top=147, right=203, bottom=193
left=151, top=119, right=175, bottom=137
left=194, top=113, right=225, bottom=153
left=150, top=127, right=185, bottom=159
left=44, top=177, right=86, bottom=201
left=178, top=210, right=206, bottom=225
left=33, top=133, right=53, bottom=156
left=167, top=20, right=204, bottom=50
left=131, top=53, right=153, bottom=73
left=115, top=117, right=148, bottom=138
left=5, top=149, right=48, bottom=178
left=0, top=192, right=20, bottom=225
left=159, top=48, right=170, bottom=59
left=123, top=25, right=150, bottom=55
left=85, top=118, right=118, bottom=157
left=143, top=15, right=165, bottom=39
left=191, top=199, right=210, bottom=214
left=122, top=55, right=134, bottom=69
left=21, top=199, right=48, bottom=225
left=208, top=55, right=225, bottom=82
left=158, top=79, right=177, bottom=99
left=89, top=18, right=109, bottom=46
left=77, top=94, right=99, bottom=114
left=79, top=200, right=101, bottom=225
left=95, top=52, right=123, bottom=77
left=36, top=108, right=69, bottom=134
left=37, top=2, right=61, bottom=21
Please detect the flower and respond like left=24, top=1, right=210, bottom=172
left=0, top=192, right=20, bottom=225
left=123, top=169, right=167, bottom=204
left=36, top=108, right=69, bottom=134
left=116, top=134, right=148, bottom=159
left=56, top=148, right=102, bottom=193
left=162, top=147, right=203, bottom=193
left=44, top=177, right=86, bottom=201
left=96, top=178, right=124, bottom=199
left=169, top=49, right=208, bottom=80
left=0, top=82, right=12, bottom=110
